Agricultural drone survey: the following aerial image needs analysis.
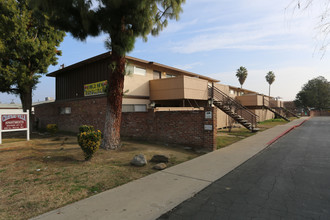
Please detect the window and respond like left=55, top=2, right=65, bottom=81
left=153, top=71, right=161, bottom=79
left=134, top=104, right=147, bottom=112
left=125, top=65, right=146, bottom=76
left=122, top=104, right=147, bottom=112
left=229, top=89, right=235, bottom=95
left=122, top=105, right=134, bottom=112
left=166, top=73, right=176, bottom=78
left=60, top=107, right=71, bottom=114
left=125, top=64, right=134, bottom=75
left=134, top=66, right=146, bottom=76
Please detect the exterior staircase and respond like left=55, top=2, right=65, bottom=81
left=263, top=105, right=290, bottom=121
left=209, top=85, right=259, bottom=132
left=281, top=107, right=300, bottom=118
left=262, top=98, right=290, bottom=122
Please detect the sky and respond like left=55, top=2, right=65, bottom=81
left=1, top=0, right=330, bottom=104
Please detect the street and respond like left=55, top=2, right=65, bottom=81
left=158, top=117, right=330, bottom=219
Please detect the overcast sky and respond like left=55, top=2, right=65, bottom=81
left=1, top=0, right=330, bottom=103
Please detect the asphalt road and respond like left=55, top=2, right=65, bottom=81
left=158, top=117, right=330, bottom=220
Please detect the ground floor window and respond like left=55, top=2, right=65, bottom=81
left=59, top=107, right=71, bottom=114
left=122, top=104, right=147, bottom=112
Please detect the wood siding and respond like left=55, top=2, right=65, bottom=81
left=149, top=75, right=208, bottom=101
left=56, top=58, right=111, bottom=100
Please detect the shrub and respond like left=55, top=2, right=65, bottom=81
left=78, top=125, right=95, bottom=133
left=46, top=124, right=58, bottom=134
left=77, top=125, right=102, bottom=161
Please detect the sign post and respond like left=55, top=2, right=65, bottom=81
left=0, top=110, right=29, bottom=144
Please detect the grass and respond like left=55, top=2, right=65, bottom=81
left=216, top=136, right=243, bottom=149
left=216, top=127, right=256, bottom=149
left=257, top=118, right=290, bottom=128
left=0, top=133, right=202, bottom=220
left=216, top=118, right=291, bottom=149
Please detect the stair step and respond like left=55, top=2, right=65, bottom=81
left=238, top=120, right=248, bottom=123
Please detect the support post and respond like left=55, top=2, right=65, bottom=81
left=0, top=118, right=2, bottom=145
left=27, top=110, right=30, bottom=141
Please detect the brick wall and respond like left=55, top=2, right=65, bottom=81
left=35, top=96, right=107, bottom=133
left=310, top=110, right=330, bottom=116
left=121, top=106, right=216, bottom=150
left=35, top=98, right=217, bottom=150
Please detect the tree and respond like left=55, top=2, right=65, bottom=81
left=0, top=0, right=65, bottom=116
left=235, top=66, right=248, bottom=89
left=32, top=0, right=185, bottom=150
left=265, top=71, right=275, bottom=97
left=295, top=76, right=330, bottom=110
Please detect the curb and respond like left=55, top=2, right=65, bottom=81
left=266, top=117, right=311, bottom=146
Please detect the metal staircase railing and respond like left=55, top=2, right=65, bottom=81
left=262, top=97, right=290, bottom=121
left=208, top=85, right=258, bottom=131
left=281, top=107, right=300, bottom=118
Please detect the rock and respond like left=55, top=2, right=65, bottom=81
left=153, top=163, right=167, bottom=170
left=150, top=154, right=169, bottom=163
left=130, top=154, right=147, bottom=166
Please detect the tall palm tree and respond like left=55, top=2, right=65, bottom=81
left=236, top=66, right=248, bottom=89
left=266, top=71, right=275, bottom=97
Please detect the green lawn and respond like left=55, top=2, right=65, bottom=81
left=217, top=118, right=291, bottom=149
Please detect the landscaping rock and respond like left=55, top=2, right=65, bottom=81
left=130, top=154, right=147, bottom=166
left=153, top=163, right=167, bottom=170
left=150, top=154, right=169, bottom=163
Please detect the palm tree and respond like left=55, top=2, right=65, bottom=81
left=266, top=71, right=275, bottom=97
left=236, top=66, right=248, bottom=89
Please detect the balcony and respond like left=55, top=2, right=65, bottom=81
left=270, top=99, right=283, bottom=108
left=149, top=75, right=208, bottom=101
left=235, top=94, right=266, bottom=106
left=236, top=94, right=284, bottom=108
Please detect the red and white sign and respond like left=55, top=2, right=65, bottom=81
left=0, top=110, right=30, bottom=144
left=1, top=114, right=27, bottom=130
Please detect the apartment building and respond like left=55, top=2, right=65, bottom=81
left=35, top=52, right=289, bottom=134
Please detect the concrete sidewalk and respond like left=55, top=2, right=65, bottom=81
left=32, top=117, right=309, bottom=220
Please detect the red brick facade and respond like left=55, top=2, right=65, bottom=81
left=35, top=97, right=217, bottom=151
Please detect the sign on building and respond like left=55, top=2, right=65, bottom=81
left=84, top=80, right=108, bottom=96
left=205, top=111, right=212, bottom=119
left=0, top=110, right=30, bottom=144
left=204, top=124, right=213, bottom=131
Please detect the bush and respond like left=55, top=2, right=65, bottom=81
left=46, top=124, right=58, bottom=134
left=77, top=125, right=102, bottom=161
left=79, top=125, right=95, bottom=133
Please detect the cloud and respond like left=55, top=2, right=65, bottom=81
left=162, top=19, right=199, bottom=34
left=173, top=62, right=203, bottom=70
left=168, top=0, right=321, bottom=54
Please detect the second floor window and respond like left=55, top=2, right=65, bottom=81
left=134, top=66, right=146, bottom=76
left=166, top=73, right=176, bottom=78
